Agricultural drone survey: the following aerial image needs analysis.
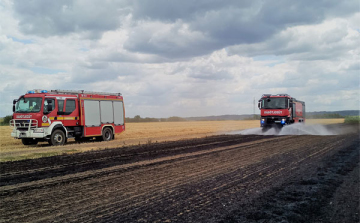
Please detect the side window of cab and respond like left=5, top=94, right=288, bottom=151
left=43, top=99, right=55, bottom=114
left=58, top=100, right=65, bottom=112
left=65, top=99, right=76, bottom=114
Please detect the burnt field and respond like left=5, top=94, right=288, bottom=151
left=0, top=124, right=359, bottom=222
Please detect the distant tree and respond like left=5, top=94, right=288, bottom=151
left=133, top=115, right=141, bottom=122
left=1, top=115, right=12, bottom=126
left=244, top=115, right=260, bottom=120
left=307, top=113, right=344, bottom=119
left=125, top=115, right=185, bottom=123
left=167, top=116, right=185, bottom=122
left=143, top=117, right=160, bottom=122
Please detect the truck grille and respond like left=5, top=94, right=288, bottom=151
left=265, top=117, right=282, bottom=124
left=10, top=119, right=38, bottom=128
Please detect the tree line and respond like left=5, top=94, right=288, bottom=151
left=306, top=113, right=344, bottom=119
left=125, top=115, right=186, bottom=123
left=0, top=115, right=12, bottom=126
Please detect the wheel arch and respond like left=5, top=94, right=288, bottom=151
left=102, top=125, right=114, bottom=139
left=48, top=121, right=68, bottom=137
left=102, top=125, right=114, bottom=134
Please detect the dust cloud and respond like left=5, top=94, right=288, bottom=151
left=229, top=123, right=337, bottom=136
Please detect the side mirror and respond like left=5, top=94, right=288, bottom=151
left=47, top=104, right=52, bottom=112
left=46, top=99, right=53, bottom=113
left=258, top=101, right=261, bottom=109
left=12, top=99, right=17, bottom=112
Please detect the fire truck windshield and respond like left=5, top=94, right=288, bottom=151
left=15, top=97, right=43, bottom=113
left=261, top=97, right=287, bottom=109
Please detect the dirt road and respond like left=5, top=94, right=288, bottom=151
left=0, top=124, right=359, bottom=222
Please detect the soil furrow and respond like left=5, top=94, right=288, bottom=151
left=0, top=125, right=358, bottom=223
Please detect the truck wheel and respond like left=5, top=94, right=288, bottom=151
left=21, top=138, right=38, bottom=145
left=102, top=127, right=113, bottom=141
left=49, top=129, right=66, bottom=146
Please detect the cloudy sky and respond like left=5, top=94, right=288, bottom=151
left=1, top=0, right=359, bottom=118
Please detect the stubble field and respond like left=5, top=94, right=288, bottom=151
left=0, top=119, right=344, bottom=162
left=0, top=120, right=358, bottom=222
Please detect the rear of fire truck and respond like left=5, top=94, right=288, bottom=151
left=258, top=94, right=305, bottom=130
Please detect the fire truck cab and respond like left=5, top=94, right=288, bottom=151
left=10, top=89, right=125, bottom=146
left=258, top=94, right=305, bottom=129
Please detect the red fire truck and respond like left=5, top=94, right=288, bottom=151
left=10, top=89, right=125, bottom=146
left=258, top=94, right=305, bottom=129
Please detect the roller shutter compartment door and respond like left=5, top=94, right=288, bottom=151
left=113, top=101, right=124, bottom=125
left=100, top=101, right=114, bottom=124
left=84, top=100, right=101, bottom=127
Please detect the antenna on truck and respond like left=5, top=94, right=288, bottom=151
left=49, top=89, right=122, bottom=96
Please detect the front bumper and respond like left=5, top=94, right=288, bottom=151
left=261, top=116, right=288, bottom=127
left=11, top=128, right=48, bottom=139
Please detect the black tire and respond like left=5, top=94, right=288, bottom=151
left=102, top=127, right=113, bottom=141
left=21, top=138, right=38, bottom=145
left=49, top=129, right=66, bottom=146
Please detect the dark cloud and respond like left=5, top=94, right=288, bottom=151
left=13, top=0, right=127, bottom=37
left=123, top=21, right=219, bottom=59
left=131, top=1, right=253, bottom=22
left=13, top=0, right=358, bottom=58
left=1, top=0, right=358, bottom=117
left=124, top=0, right=358, bottom=58
left=228, top=18, right=359, bottom=61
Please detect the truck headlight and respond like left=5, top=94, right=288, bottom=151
left=33, top=128, right=44, bottom=133
left=281, top=119, right=286, bottom=124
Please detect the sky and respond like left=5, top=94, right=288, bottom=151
left=0, top=0, right=359, bottom=118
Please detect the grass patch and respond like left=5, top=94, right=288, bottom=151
left=344, top=116, right=360, bottom=124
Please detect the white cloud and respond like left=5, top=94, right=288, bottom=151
left=0, top=0, right=359, bottom=118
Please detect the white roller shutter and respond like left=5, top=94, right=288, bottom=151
left=100, top=101, right=113, bottom=124
left=84, top=100, right=100, bottom=126
left=113, top=101, right=124, bottom=125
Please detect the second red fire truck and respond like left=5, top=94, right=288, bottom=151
left=10, top=89, right=125, bottom=146
left=258, top=94, right=305, bottom=130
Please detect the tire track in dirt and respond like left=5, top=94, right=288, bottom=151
left=0, top=136, right=289, bottom=196
left=93, top=136, right=348, bottom=223
left=0, top=135, right=274, bottom=186
left=114, top=136, right=347, bottom=222
left=1, top=136, right=291, bottom=221
left=221, top=137, right=360, bottom=223
left=0, top=136, right=342, bottom=221
left=0, top=131, right=358, bottom=223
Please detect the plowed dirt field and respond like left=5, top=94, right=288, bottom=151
left=0, top=124, right=359, bottom=222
